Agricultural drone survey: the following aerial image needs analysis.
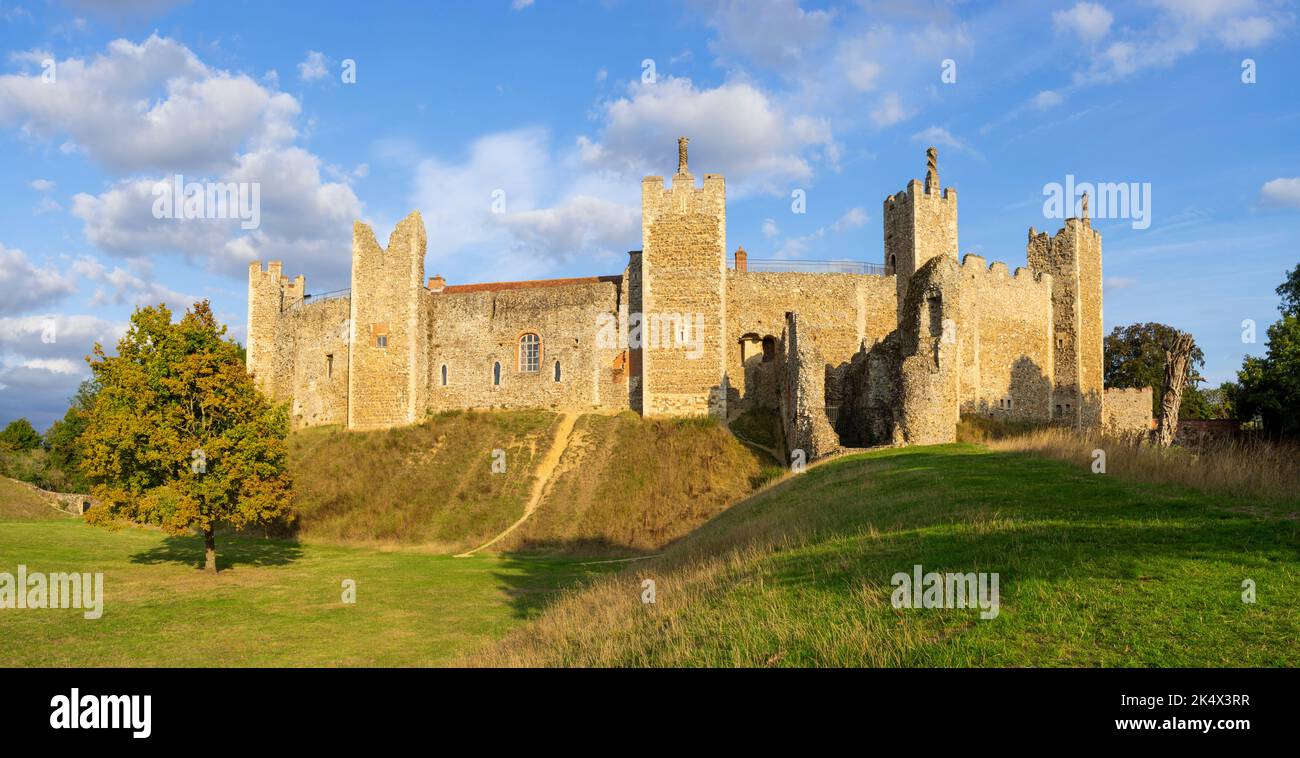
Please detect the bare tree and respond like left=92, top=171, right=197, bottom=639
left=1156, top=332, right=1195, bottom=447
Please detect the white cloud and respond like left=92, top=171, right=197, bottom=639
left=1053, top=2, right=1114, bottom=45
left=412, top=129, right=639, bottom=277
left=21, top=357, right=79, bottom=374
left=0, top=34, right=301, bottom=173
left=298, top=50, right=328, bottom=81
left=1259, top=177, right=1300, bottom=208
left=761, top=218, right=779, bottom=239
left=71, top=257, right=198, bottom=310
left=706, top=0, right=834, bottom=70
left=870, top=92, right=911, bottom=128
left=910, top=126, right=980, bottom=158
left=1105, top=276, right=1137, bottom=290
left=1032, top=90, right=1064, bottom=110
left=512, top=0, right=534, bottom=9
left=580, top=77, right=836, bottom=195
left=832, top=207, right=867, bottom=231
left=29, top=178, right=55, bottom=192
left=0, top=244, right=76, bottom=315
left=71, top=147, right=363, bottom=284
left=1077, top=1, right=1287, bottom=83
left=1218, top=16, right=1276, bottom=47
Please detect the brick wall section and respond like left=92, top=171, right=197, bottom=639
left=1103, top=387, right=1153, bottom=436
left=779, top=312, right=839, bottom=460
left=640, top=169, right=728, bottom=418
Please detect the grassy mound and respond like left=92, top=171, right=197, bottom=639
left=498, top=412, right=775, bottom=555
left=287, top=410, right=556, bottom=551
left=470, top=444, right=1300, bottom=667
left=0, top=476, right=78, bottom=520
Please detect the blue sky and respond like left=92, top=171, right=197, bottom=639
left=1, top=0, right=1297, bottom=430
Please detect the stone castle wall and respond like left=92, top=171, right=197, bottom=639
left=779, top=312, right=839, bottom=460
left=426, top=279, right=628, bottom=412
left=1103, top=387, right=1153, bottom=436
left=245, top=143, right=1120, bottom=454
left=725, top=270, right=896, bottom=414
left=953, top=254, right=1055, bottom=423
left=640, top=166, right=728, bottom=419
left=1026, top=217, right=1104, bottom=428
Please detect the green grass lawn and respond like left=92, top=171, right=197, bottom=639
left=0, top=519, right=596, bottom=666
left=3, top=443, right=1297, bottom=667
left=474, top=444, right=1300, bottom=667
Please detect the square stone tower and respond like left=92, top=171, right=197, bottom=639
left=347, top=211, right=430, bottom=430
left=884, top=147, right=958, bottom=317
left=1027, top=202, right=1103, bottom=428
left=640, top=137, right=728, bottom=418
left=246, top=260, right=304, bottom=396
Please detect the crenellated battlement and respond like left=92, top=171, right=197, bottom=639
left=958, top=253, right=1052, bottom=288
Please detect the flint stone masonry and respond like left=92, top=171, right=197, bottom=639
left=246, top=142, right=1123, bottom=458
left=1103, top=387, right=1154, bottom=436
left=780, top=312, right=839, bottom=460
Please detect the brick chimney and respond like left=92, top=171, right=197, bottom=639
left=428, top=275, right=446, bottom=293
left=734, top=245, right=747, bottom=272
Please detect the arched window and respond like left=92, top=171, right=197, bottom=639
left=519, top=333, right=540, bottom=372
left=440, top=364, right=448, bottom=387
left=493, top=362, right=501, bottom=386
left=553, top=360, right=562, bottom=382
left=889, top=254, right=897, bottom=272
left=761, top=335, right=776, bottom=363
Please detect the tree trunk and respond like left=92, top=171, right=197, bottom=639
left=1156, top=333, right=1195, bottom=447
left=204, top=528, right=217, bottom=574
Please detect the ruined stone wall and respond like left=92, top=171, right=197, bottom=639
left=954, top=254, right=1055, bottom=423
left=348, top=212, right=428, bottom=430
left=1103, top=387, right=1153, bottom=437
left=725, top=270, right=896, bottom=415
left=779, top=312, right=839, bottom=460
left=425, top=279, right=627, bottom=412
left=894, top=257, right=962, bottom=445
left=1027, top=217, right=1103, bottom=428
left=641, top=169, right=727, bottom=418
left=623, top=251, right=643, bottom=412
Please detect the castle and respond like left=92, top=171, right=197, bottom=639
left=247, top=140, right=1152, bottom=457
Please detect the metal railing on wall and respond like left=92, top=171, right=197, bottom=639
left=743, top=259, right=892, bottom=276
left=283, top=288, right=350, bottom=312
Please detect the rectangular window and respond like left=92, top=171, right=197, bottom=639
left=376, top=334, right=388, bottom=348
left=326, top=354, right=333, bottom=378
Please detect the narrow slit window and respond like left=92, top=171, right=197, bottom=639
left=440, top=364, right=448, bottom=387
left=493, top=362, right=501, bottom=386
left=553, top=361, right=561, bottom=382
left=326, top=353, right=333, bottom=378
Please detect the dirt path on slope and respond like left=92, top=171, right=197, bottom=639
left=455, top=412, right=579, bottom=557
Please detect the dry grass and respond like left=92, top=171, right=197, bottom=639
left=466, top=444, right=1300, bottom=667
left=965, top=420, right=1300, bottom=511
left=286, top=409, right=557, bottom=550
left=497, top=412, right=773, bottom=555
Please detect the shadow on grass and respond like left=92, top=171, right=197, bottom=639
left=130, top=533, right=304, bottom=572
left=488, top=538, right=645, bottom=619
left=488, top=445, right=1300, bottom=623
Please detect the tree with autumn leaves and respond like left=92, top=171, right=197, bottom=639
left=80, top=301, right=292, bottom=573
